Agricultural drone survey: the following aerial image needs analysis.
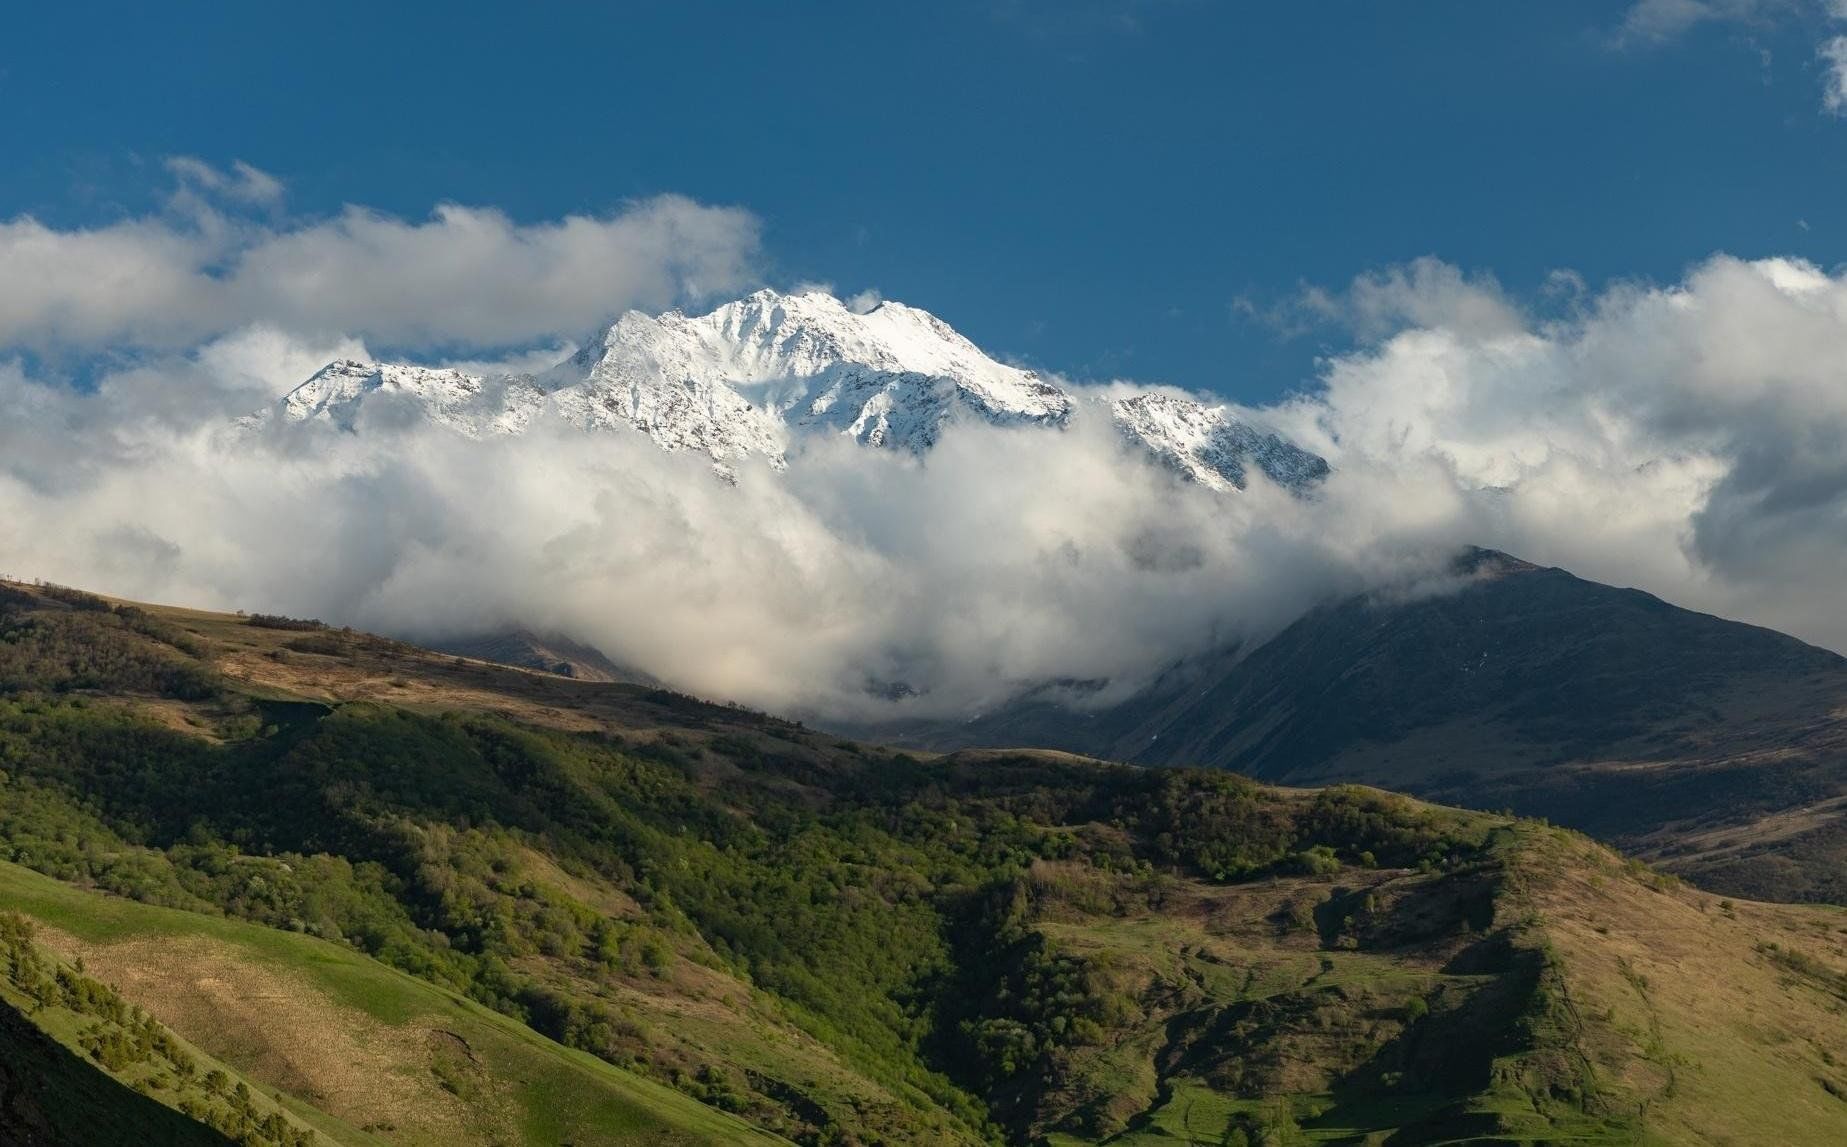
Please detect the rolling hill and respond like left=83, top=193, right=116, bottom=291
left=0, top=862, right=777, bottom=1147
left=0, top=578, right=1843, bottom=1144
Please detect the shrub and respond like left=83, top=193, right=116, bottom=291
left=1293, top=845, right=1341, bottom=876
left=246, top=614, right=325, bottom=631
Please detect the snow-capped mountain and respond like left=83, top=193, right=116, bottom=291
left=265, top=288, right=1327, bottom=490
left=1111, top=392, right=1329, bottom=492
left=279, top=360, right=547, bottom=438
left=559, top=289, right=1074, bottom=452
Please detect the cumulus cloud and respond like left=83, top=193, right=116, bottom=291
left=1269, top=253, right=1847, bottom=648
left=1324, top=258, right=1528, bottom=342
left=0, top=179, right=761, bottom=352
left=1233, top=261, right=1528, bottom=350
left=3, top=255, right=1847, bottom=722
left=1822, top=35, right=1847, bottom=111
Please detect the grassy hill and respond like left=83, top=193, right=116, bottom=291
left=0, top=578, right=1844, bottom=1144
left=0, top=903, right=358, bottom=1147
left=0, top=863, right=777, bottom=1146
left=0, top=925, right=245, bottom=1147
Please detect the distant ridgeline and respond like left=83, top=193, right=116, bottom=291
left=0, top=579, right=1843, bottom=1145
left=875, top=549, right=1847, bottom=907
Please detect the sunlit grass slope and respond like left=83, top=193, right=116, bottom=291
left=0, top=860, right=783, bottom=1146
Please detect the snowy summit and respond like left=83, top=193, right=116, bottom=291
left=265, top=288, right=1327, bottom=491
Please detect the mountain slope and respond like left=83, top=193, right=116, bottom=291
left=0, top=908, right=364, bottom=1147
left=0, top=865, right=779, bottom=1147
left=258, top=288, right=1327, bottom=490
left=0, top=1003, right=239, bottom=1147
left=0, top=964, right=242, bottom=1147
left=1110, top=390, right=1329, bottom=491
left=2, top=578, right=1845, bottom=1144
left=1088, top=550, right=1843, bottom=775
left=900, top=550, right=1847, bottom=903
left=428, top=629, right=637, bottom=683
left=276, top=360, right=546, bottom=439
left=554, top=288, right=1073, bottom=457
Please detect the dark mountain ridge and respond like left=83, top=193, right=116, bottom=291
left=429, top=628, right=637, bottom=683
left=878, top=549, right=1847, bottom=903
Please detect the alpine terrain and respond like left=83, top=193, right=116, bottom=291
left=258, top=288, right=1330, bottom=491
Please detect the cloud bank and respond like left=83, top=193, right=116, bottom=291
left=1269, top=254, right=1847, bottom=651
left=0, top=162, right=760, bottom=352
left=1, top=187, right=1845, bottom=720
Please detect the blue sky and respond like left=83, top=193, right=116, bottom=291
left=7, top=1, right=1847, bottom=401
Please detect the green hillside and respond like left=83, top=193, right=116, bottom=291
left=0, top=906, right=354, bottom=1147
left=0, top=864, right=778, bottom=1146
left=0, top=579, right=1843, bottom=1145
left=0, top=941, right=241, bottom=1147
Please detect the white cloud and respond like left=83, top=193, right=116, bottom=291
left=1617, top=0, right=1714, bottom=44
left=1234, top=259, right=1524, bottom=344
left=0, top=191, right=761, bottom=352
left=3, top=255, right=1847, bottom=722
left=164, top=156, right=286, bottom=207
left=0, top=360, right=1352, bottom=717
left=1270, top=253, right=1847, bottom=649
left=1821, top=35, right=1847, bottom=112
left=1345, top=258, right=1526, bottom=342
left=1612, top=0, right=1785, bottom=45
left=1612, top=1, right=1847, bottom=115
left=845, top=289, right=883, bottom=314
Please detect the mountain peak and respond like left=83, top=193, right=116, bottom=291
left=1450, top=546, right=1539, bottom=578
left=278, top=357, right=544, bottom=438
left=268, top=289, right=1329, bottom=489
left=1111, top=390, right=1330, bottom=492
left=552, top=287, right=1073, bottom=456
